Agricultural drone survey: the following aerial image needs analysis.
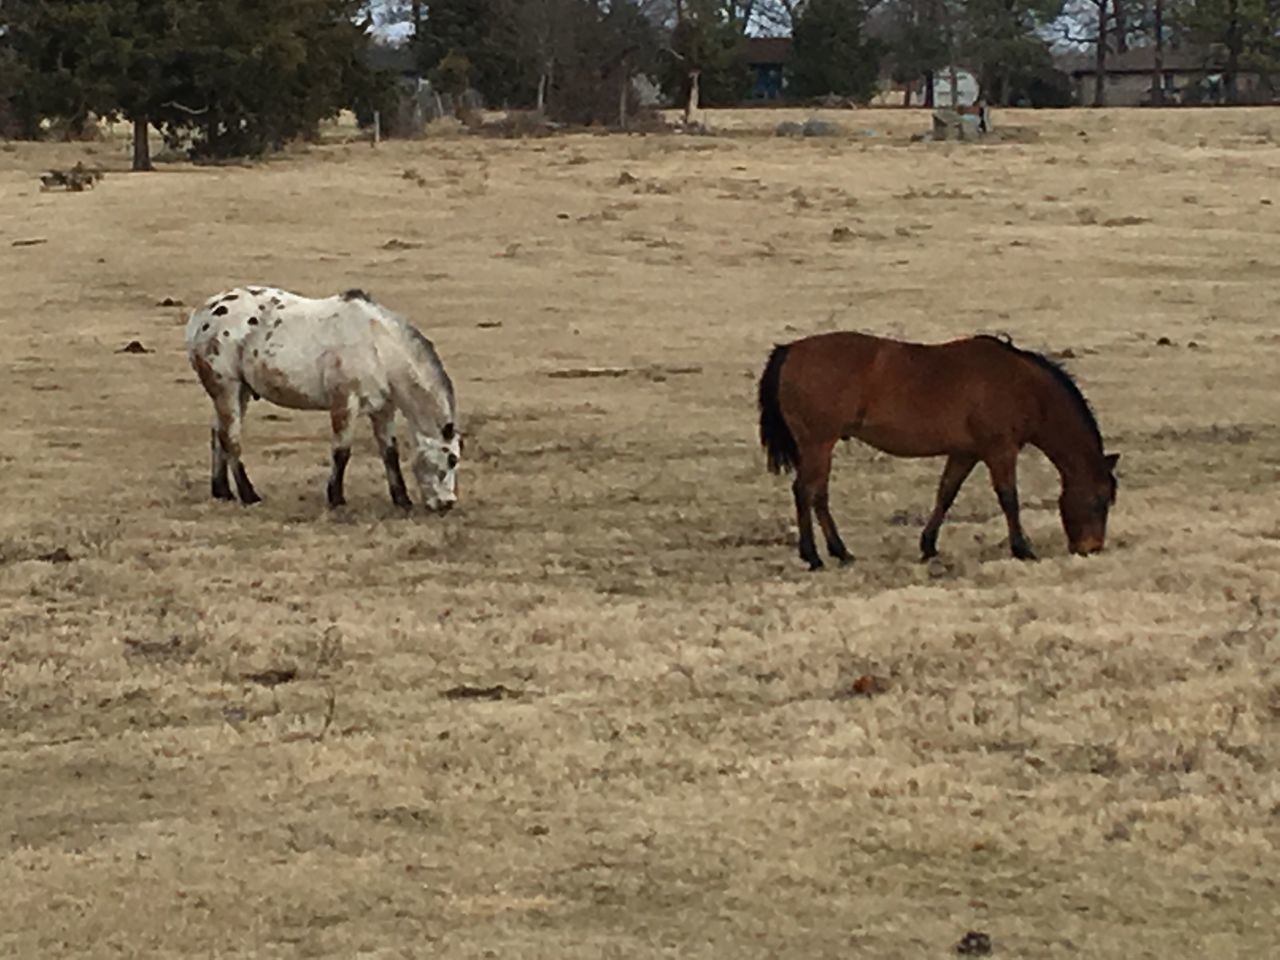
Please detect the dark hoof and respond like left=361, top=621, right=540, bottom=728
left=239, top=492, right=263, bottom=506
left=327, top=497, right=347, bottom=510
left=1012, top=545, right=1037, bottom=561
left=392, top=498, right=414, bottom=512
left=806, top=559, right=824, bottom=571
left=212, top=485, right=235, bottom=502
left=834, top=553, right=855, bottom=567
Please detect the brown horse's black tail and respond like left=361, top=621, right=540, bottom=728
left=758, top=343, right=798, bottom=475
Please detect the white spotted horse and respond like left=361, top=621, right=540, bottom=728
left=185, top=286, right=461, bottom=513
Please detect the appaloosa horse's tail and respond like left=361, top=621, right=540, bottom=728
left=757, top=343, right=799, bottom=475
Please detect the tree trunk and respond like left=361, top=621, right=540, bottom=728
left=537, top=72, right=548, bottom=116
left=1225, top=0, right=1241, bottom=103
left=1094, top=0, right=1108, bottom=107
left=618, top=59, right=628, bottom=129
left=411, top=1, right=423, bottom=47
left=685, top=70, right=700, bottom=126
left=1151, top=0, right=1165, bottom=105
left=131, top=114, right=153, bottom=171
left=903, top=83, right=912, bottom=107
left=924, top=69, right=934, bottom=108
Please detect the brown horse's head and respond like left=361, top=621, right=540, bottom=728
left=1060, top=452, right=1120, bottom=554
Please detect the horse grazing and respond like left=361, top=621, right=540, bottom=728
left=757, top=331, right=1119, bottom=569
left=185, top=286, right=460, bottom=513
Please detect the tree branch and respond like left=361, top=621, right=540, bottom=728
left=162, top=100, right=209, bottom=116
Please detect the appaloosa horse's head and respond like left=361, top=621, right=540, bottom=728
left=411, top=421, right=461, bottom=514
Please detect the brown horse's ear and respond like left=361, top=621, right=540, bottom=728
left=1104, top=453, right=1120, bottom=471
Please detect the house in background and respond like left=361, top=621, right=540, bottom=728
left=1056, top=44, right=1272, bottom=105
left=745, top=37, right=791, bottom=101
left=366, top=42, right=421, bottom=85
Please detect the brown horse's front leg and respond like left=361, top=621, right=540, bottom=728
left=985, top=449, right=1036, bottom=560
left=920, top=453, right=978, bottom=560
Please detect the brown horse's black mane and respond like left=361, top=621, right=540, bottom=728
left=977, top=334, right=1104, bottom=452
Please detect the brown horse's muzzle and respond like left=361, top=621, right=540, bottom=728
left=1070, top=538, right=1104, bottom=556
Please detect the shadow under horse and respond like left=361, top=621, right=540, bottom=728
left=757, top=331, right=1120, bottom=570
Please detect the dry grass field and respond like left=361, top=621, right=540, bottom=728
left=1, top=107, right=1278, bottom=958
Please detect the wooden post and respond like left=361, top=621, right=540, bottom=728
left=372, top=110, right=381, bottom=147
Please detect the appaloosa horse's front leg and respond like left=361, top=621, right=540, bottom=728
left=919, top=453, right=978, bottom=560
left=985, top=447, right=1036, bottom=560
left=369, top=408, right=413, bottom=511
left=326, top=392, right=360, bottom=509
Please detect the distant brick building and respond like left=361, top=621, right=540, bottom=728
left=1056, top=45, right=1273, bottom=106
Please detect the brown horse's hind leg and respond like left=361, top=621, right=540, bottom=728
left=793, top=439, right=840, bottom=570
left=792, top=478, right=822, bottom=571
left=808, top=441, right=852, bottom=564
left=919, top=453, right=978, bottom=560
left=984, top=447, right=1036, bottom=560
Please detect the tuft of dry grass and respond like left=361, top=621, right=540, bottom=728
left=0, top=107, right=1278, bottom=958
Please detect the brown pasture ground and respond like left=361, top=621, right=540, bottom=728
left=1, top=107, right=1278, bottom=958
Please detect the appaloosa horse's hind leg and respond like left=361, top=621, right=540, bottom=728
left=214, top=382, right=261, bottom=505
left=984, top=446, right=1036, bottom=560
left=369, top=408, right=412, bottom=511
left=210, top=420, right=233, bottom=501
left=919, top=453, right=978, bottom=560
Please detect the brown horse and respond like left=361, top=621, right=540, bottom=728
left=757, top=331, right=1119, bottom=569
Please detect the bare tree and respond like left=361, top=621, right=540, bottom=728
left=1061, top=0, right=1116, bottom=106
left=1150, top=0, right=1165, bottom=104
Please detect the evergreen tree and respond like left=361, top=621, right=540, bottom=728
left=788, top=0, right=883, bottom=102
left=0, top=0, right=377, bottom=164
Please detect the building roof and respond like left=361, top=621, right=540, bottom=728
left=367, top=42, right=418, bottom=75
left=1055, top=43, right=1226, bottom=76
left=745, top=37, right=792, bottom=65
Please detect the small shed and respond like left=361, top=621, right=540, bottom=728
left=745, top=37, right=792, bottom=101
